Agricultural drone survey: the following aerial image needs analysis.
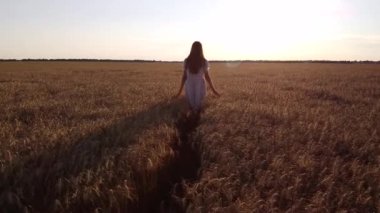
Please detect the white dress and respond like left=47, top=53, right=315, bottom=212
left=184, top=60, right=210, bottom=111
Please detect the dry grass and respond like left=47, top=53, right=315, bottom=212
left=0, top=61, right=379, bottom=212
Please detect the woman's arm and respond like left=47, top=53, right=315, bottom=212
left=205, top=72, right=220, bottom=97
left=175, top=70, right=187, bottom=97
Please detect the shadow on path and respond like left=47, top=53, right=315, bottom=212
left=0, top=97, right=202, bottom=212
left=152, top=111, right=202, bottom=213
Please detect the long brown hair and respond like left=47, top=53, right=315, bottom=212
left=185, top=41, right=206, bottom=74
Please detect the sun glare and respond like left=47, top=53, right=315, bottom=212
left=203, top=0, right=346, bottom=60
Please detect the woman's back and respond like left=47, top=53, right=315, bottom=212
left=185, top=60, right=209, bottom=80
left=184, top=60, right=209, bottom=111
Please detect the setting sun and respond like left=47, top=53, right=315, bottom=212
left=201, top=0, right=356, bottom=60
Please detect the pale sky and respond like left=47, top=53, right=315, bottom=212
left=1, top=0, right=380, bottom=61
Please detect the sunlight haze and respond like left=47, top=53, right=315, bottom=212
left=1, top=0, right=379, bottom=60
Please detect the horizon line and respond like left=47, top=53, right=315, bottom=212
left=1, top=58, right=380, bottom=63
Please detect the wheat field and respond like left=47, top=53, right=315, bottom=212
left=0, top=61, right=379, bottom=212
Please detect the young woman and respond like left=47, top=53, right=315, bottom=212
left=175, top=41, right=220, bottom=114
